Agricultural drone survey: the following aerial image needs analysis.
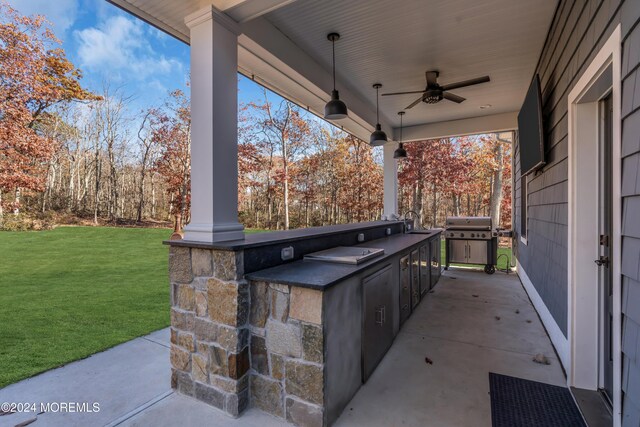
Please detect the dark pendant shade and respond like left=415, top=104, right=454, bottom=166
left=394, top=143, right=407, bottom=159
left=370, top=123, right=388, bottom=146
left=324, top=33, right=348, bottom=120
left=394, top=110, right=407, bottom=159
left=325, top=89, right=348, bottom=120
left=369, top=83, right=387, bottom=146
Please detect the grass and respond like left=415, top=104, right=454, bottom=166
left=0, top=226, right=172, bottom=388
left=440, top=239, right=513, bottom=271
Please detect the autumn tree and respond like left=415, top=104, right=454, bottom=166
left=151, top=90, right=191, bottom=230
left=336, top=135, right=383, bottom=222
left=244, top=91, right=312, bottom=230
left=399, top=138, right=473, bottom=227
left=0, top=2, right=98, bottom=216
left=135, top=110, right=161, bottom=222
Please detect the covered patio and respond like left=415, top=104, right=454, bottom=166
left=88, top=0, right=640, bottom=426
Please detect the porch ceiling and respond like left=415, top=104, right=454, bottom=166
left=108, top=0, right=557, bottom=141
left=264, top=0, right=557, bottom=129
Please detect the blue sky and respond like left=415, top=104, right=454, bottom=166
left=8, top=0, right=268, bottom=114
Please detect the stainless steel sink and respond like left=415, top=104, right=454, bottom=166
left=304, top=246, right=385, bottom=265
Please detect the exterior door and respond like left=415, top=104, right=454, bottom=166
left=598, top=93, right=613, bottom=403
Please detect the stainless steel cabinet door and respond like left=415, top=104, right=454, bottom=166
left=430, top=236, right=441, bottom=287
left=466, top=240, right=487, bottom=264
left=362, top=265, right=394, bottom=381
left=448, top=240, right=467, bottom=263
left=399, top=255, right=411, bottom=325
left=410, top=250, right=420, bottom=309
left=419, top=245, right=429, bottom=295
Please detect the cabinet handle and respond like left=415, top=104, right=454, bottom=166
left=375, top=305, right=386, bottom=325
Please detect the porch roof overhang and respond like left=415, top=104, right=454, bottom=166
left=107, top=0, right=557, bottom=142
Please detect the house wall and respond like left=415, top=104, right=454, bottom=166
left=513, top=0, right=640, bottom=424
left=620, top=2, right=640, bottom=425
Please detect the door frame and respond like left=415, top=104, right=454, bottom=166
left=567, top=25, right=621, bottom=425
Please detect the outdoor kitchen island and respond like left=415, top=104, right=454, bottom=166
left=165, top=221, right=441, bottom=427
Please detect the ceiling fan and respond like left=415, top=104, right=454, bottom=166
left=382, top=71, right=490, bottom=109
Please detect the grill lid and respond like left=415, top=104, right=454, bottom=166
left=445, top=216, right=492, bottom=230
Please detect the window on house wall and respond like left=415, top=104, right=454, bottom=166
left=520, top=173, right=528, bottom=241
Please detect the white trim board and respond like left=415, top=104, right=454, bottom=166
left=516, top=262, right=570, bottom=367
left=567, top=25, right=622, bottom=427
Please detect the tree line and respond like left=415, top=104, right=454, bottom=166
left=398, top=134, right=512, bottom=229
left=0, top=4, right=511, bottom=232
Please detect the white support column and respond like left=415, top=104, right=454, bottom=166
left=184, top=6, right=244, bottom=242
left=383, top=142, right=398, bottom=217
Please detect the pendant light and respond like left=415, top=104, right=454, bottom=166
left=324, top=33, right=348, bottom=120
left=369, top=83, right=388, bottom=146
left=394, top=111, right=407, bottom=159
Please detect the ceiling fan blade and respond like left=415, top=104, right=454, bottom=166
left=443, top=92, right=465, bottom=103
left=426, top=71, right=439, bottom=87
left=405, top=96, right=424, bottom=109
left=441, top=76, right=490, bottom=91
left=381, top=90, right=426, bottom=96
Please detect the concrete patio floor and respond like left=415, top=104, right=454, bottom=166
left=334, top=268, right=566, bottom=426
left=0, top=268, right=566, bottom=427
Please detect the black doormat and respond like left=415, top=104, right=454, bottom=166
left=489, top=373, right=586, bottom=427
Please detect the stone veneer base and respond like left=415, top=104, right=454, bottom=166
left=168, top=246, right=250, bottom=417
left=168, top=245, right=326, bottom=427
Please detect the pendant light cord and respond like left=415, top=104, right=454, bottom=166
left=400, top=113, right=403, bottom=143
left=332, top=39, right=336, bottom=91
left=376, top=86, right=379, bottom=123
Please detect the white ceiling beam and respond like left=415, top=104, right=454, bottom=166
left=226, top=0, right=298, bottom=23
left=397, top=111, right=518, bottom=142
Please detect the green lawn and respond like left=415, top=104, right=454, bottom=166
left=0, top=226, right=172, bottom=388
left=440, top=239, right=513, bottom=271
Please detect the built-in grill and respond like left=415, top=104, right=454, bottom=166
left=444, top=216, right=497, bottom=274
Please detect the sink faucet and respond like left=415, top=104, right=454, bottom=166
left=403, top=210, right=421, bottom=233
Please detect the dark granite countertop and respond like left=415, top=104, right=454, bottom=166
left=245, top=230, right=442, bottom=290
left=164, top=220, right=404, bottom=251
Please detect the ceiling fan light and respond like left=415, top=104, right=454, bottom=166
left=369, top=123, right=388, bottom=146
left=393, top=143, right=407, bottom=159
left=325, top=89, right=348, bottom=120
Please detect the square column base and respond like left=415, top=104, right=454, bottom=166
left=168, top=245, right=249, bottom=417
left=183, top=222, right=245, bottom=243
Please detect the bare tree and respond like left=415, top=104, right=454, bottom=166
left=136, top=110, right=157, bottom=222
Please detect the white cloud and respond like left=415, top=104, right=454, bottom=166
left=74, top=15, right=183, bottom=81
left=8, top=0, right=78, bottom=34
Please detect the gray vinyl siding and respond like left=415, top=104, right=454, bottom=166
left=621, top=0, right=640, bottom=421
left=514, top=0, right=640, bottom=424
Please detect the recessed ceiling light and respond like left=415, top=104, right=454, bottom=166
left=479, top=104, right=492, bottom=109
